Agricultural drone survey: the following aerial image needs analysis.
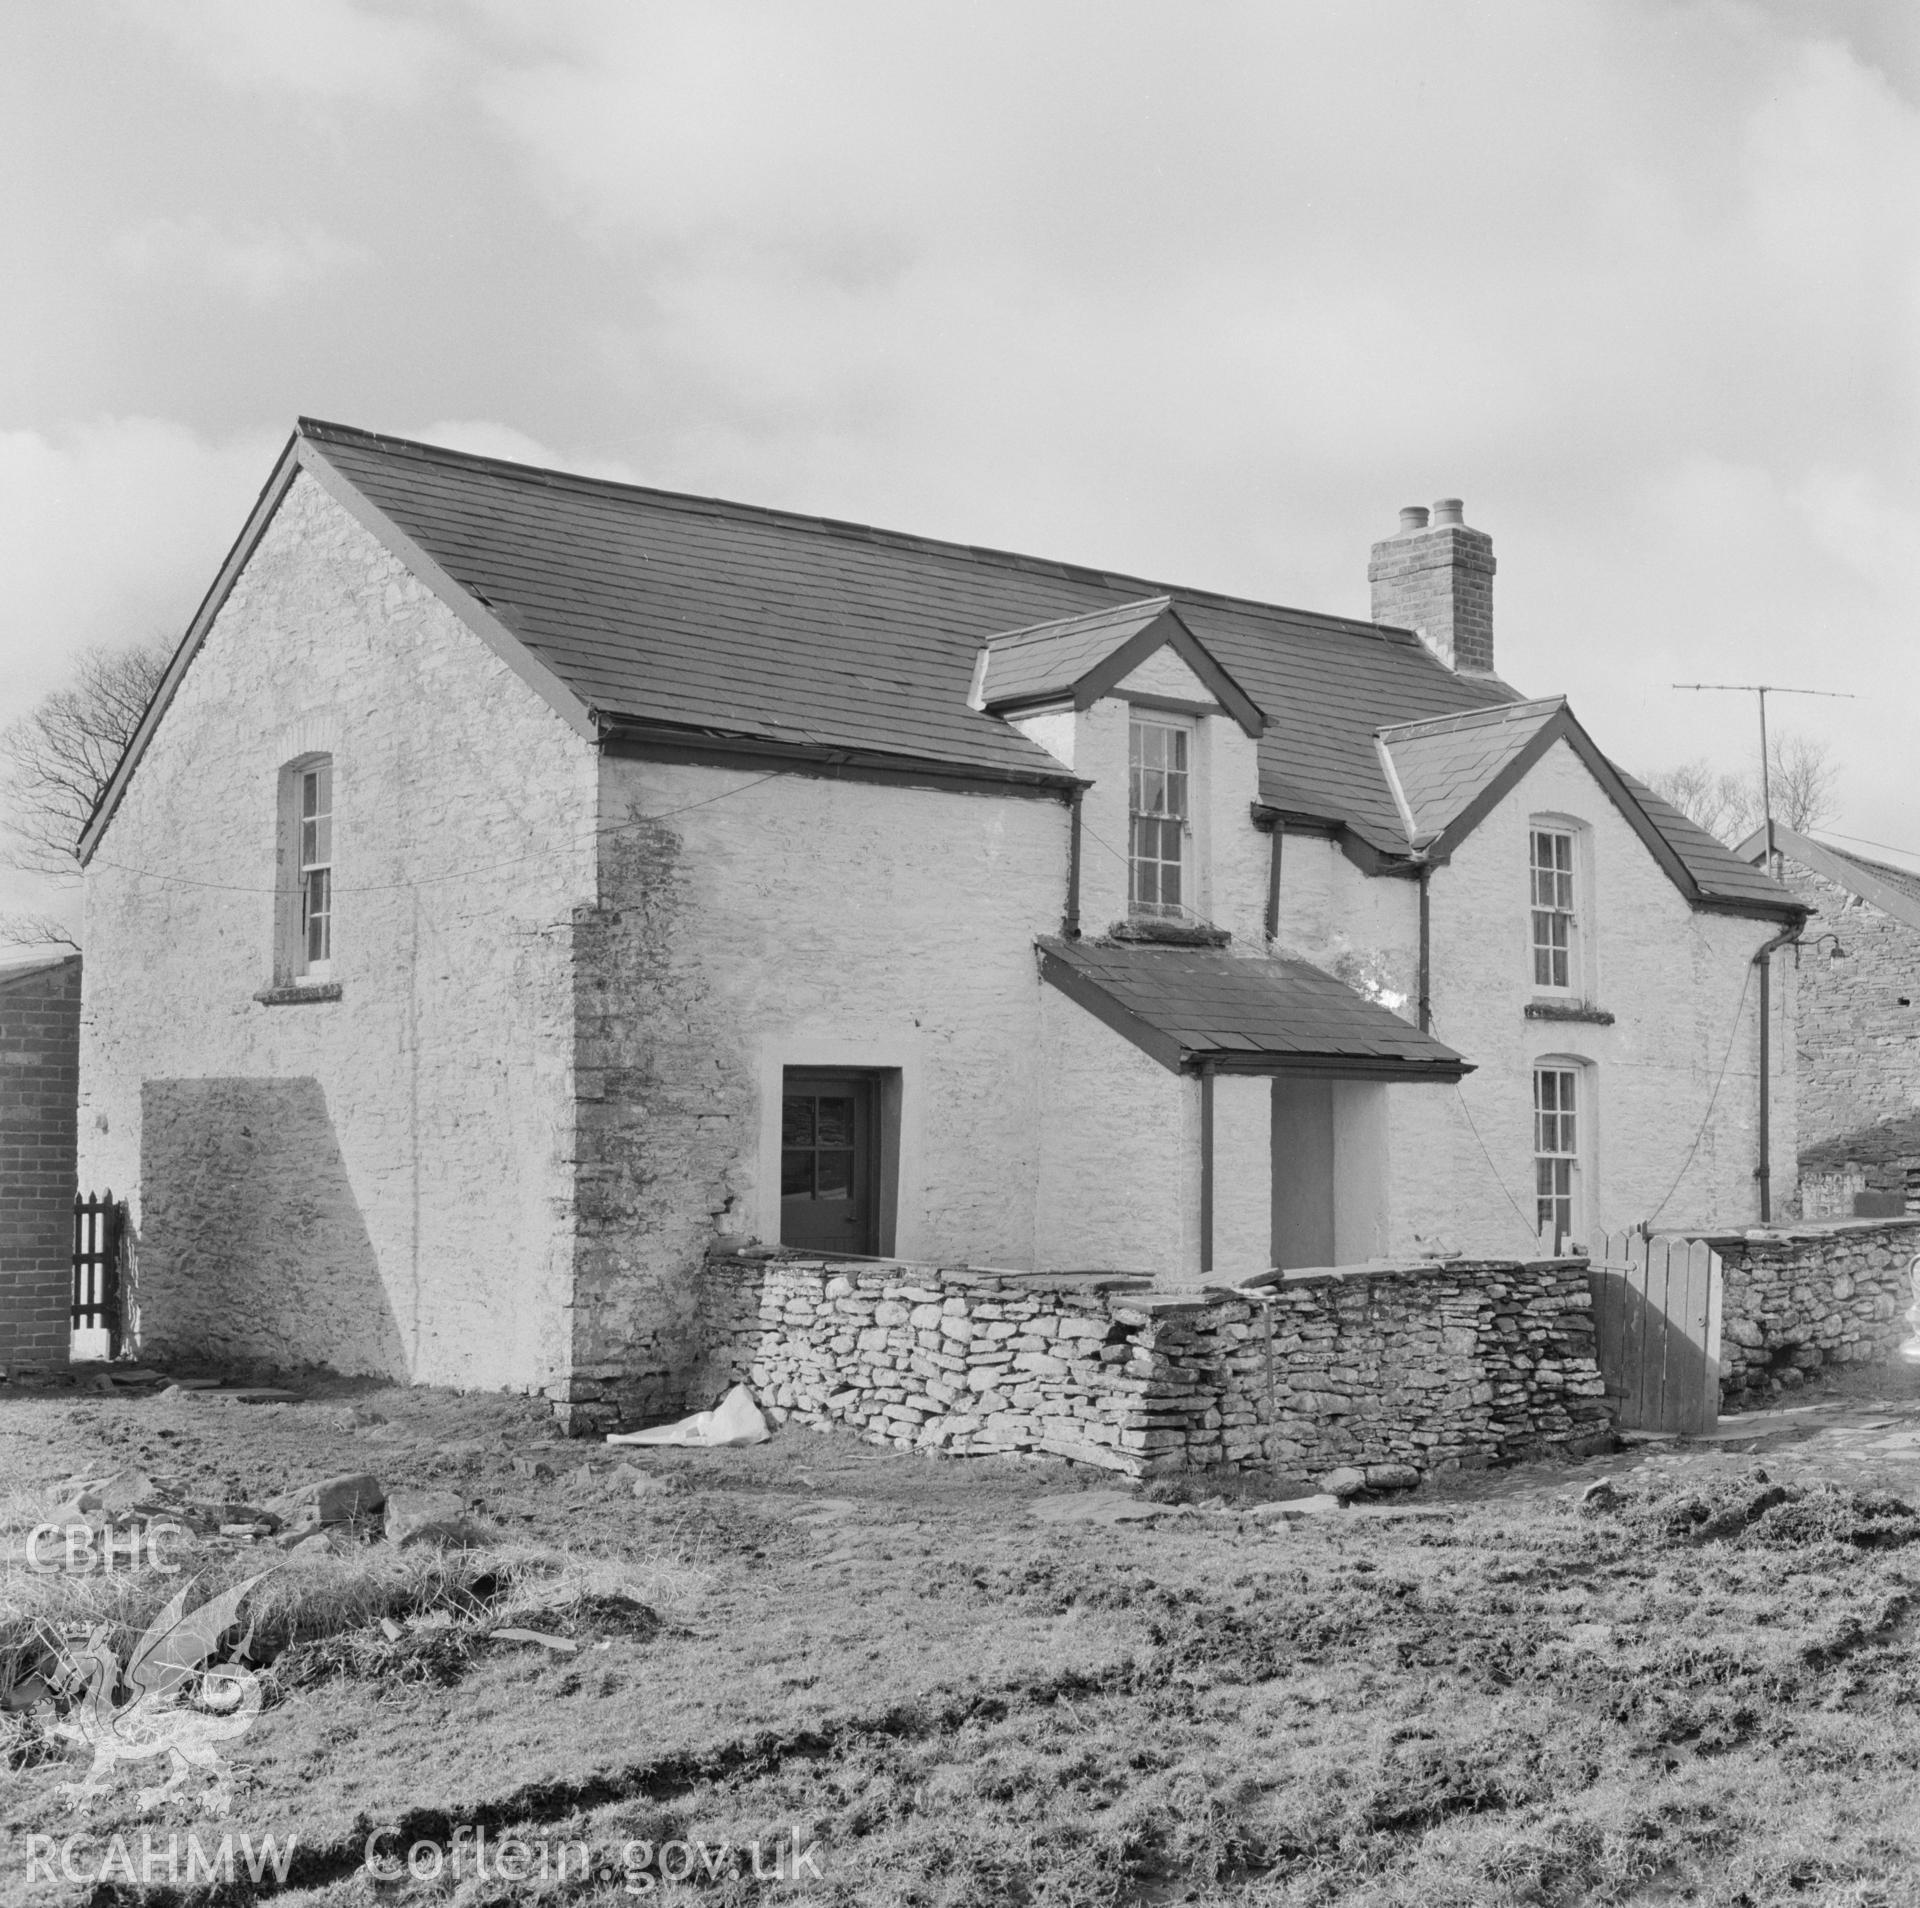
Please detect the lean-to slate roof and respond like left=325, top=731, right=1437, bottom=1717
left=1037, top=938, right=1470, bottom=1079
left=1736, top=826, right=1920, bottom=934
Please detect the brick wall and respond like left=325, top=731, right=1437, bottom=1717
left=1367, top=520, right=1497, bottom=675
left=695, top=1245, right=1611, bottom=1480
left=0, top=954, right=81, bottom=1371
left=1774, top=859, right=1920, bottom=1213
left=1704, top=1217, right=1920, bottom=1398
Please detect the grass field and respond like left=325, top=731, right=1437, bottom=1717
left=5, top=1381, right=1920, bottom=1906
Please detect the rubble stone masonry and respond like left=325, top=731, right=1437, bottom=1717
left=1705, top=1217, right=1920, bottom=1398
left=695, top=1245, right=1612, bottom=1479
left=1777, top=860, right=1920, bottom=1213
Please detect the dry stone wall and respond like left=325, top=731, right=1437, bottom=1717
left=696, top=1246, right=1611, bottom=1480
left=1704, top=1218, right=1920, bottom=1398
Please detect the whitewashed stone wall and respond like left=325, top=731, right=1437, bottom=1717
left=1035, top=978, right=1196, bottom=1276
left=1281, top=739, right=1794, bottom=1260
left=697, top=1245, right=1611, bottom=1478
left=564, top=755, right=1072, bottom=1428
left=79, top=474, right=597, bottom=1391
left=1777, top=860, right=1920, bottom=1213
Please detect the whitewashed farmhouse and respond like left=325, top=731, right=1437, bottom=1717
left=77, top=423, right=1805, bottom=1424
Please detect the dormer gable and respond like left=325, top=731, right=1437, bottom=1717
left=969, top=597, right=1265, bottom=738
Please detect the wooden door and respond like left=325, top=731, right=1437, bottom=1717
left=1588, top=1233, right=1723, bottom=1435
left=780, top=1072, right=879, bottom=1255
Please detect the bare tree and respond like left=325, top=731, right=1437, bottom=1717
left=1641, top=731, right=1839, bottom=845
left=1641, top=759, right=1749, bottom=842
left=0, top=637, right=171, bottom=948
left=1766, top=731, right=1839, bottom=833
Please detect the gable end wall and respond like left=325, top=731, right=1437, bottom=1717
left=78, top=473, right=598, bottom=1391
left=1778, top=858, right=1920, bottom=1212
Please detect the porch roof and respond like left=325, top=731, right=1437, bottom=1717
left=1036, top=937, right=1471, bottom=1080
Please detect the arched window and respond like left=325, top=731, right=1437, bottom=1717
left=278, top=754, right=334, bottom=982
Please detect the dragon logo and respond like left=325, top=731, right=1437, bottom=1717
left=24, top=1573, right=271, bottom=1816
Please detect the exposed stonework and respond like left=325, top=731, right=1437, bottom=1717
left=1704, top=1218, right=1920, bottom=1398
left=694, top=1245, right=1611, bottom=1479
left=0, top=955, right=81, bottom=1371
left=553, top=754, right=1070, bottom=1434
left=1771, top=858, right=1920, bottom=1215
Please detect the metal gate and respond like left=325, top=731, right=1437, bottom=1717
left=1588, top=1231, right=1723, bottom=1435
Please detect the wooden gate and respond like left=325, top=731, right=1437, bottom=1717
left=1587, top=1232, right=1722, bottom=1435
left=72, top=1191, right=125, bottom=1359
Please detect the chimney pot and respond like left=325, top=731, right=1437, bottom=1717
left=1366, top=496, right=1496, bottom=675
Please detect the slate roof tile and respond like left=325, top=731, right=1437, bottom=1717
left=298, top=423, right=1799, bottom=915
left=980, top=598, right=1172, bottom=708
left=1038, top=937, right=1468, bottom=1077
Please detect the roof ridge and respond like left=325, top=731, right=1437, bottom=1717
left=985, top=596, right=1172, bottom=649
left=1806, top=834, right=1920, bottom=885
left=1375, top=695, right=1565, bottom=742
left=295, top=418, right=1438, bottom=650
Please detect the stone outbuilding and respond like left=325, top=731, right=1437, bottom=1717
left=76, top=422, right=1804, bottom=1426
left=1738, top=825, right=1920, bottom=1219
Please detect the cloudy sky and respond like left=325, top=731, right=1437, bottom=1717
left=4, top=0, right=1916, bottom=935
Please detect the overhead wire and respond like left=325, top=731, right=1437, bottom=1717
left=82, top=769, right=793, bottom=897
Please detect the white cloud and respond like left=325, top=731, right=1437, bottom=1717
left=112, top=216, right=370, bottom=303
left=131, top=0, right=453, bottom=104
left=406, top=419, right=641, bottom=484
left=11, top=0, right=1920, bottom=868
left=449, top=0, right=1920, bottom=852
left=0, top=418, right=282, bottom=931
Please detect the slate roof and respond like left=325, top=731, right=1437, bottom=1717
left=978, top=599, right=1172, bottom=709
left=1370, top=700, right=1800, bottom=912
left=1378, top=699, right=1565, bottom=846
left=1616, top=778, right=1801, bottom=912
left=84, top=418, right=1803, bottom=922
left=1737, top=827, right=1920, bottom=934
left=0, top=951, right=80, bottom=992
left=1036, top=937, right=1470, bottom=1079
left=295, top=420, right=1520, bottom=839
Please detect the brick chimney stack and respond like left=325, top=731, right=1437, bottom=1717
left=1367, top=498, right=1496, bottom=675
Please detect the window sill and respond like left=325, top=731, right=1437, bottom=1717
left=1525, top=999, right=1614, bottom=1025
left=1109, top=918, right=1231, bottom=947
left=254, top=981, right=343, bottom=1007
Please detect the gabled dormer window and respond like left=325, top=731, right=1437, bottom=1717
left=1129, top=715, right=1189, bottom=917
